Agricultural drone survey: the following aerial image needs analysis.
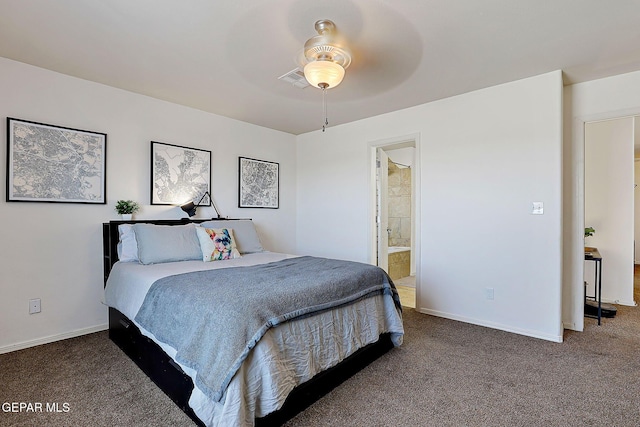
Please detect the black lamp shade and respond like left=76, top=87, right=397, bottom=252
left=180, top=201, right=197, bottom=217
left=179, top=191, right=221, bottom=219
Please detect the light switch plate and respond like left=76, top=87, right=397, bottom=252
left=532, top=202, right=544, bottom=215
left=485, top=287, right=494, bottom=300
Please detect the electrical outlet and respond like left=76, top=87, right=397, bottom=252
left=485, top=288, right=494, bottom=300
left=29, top=298, right=41, bottom=314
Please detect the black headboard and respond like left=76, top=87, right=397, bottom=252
left=102, top=218, right=242, bottom=286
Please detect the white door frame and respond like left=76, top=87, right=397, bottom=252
left=571, top=109, right=640, bottom=331
left=377, top=148, right=390, bottom=273
left=368, top=133, right=421, bottom=305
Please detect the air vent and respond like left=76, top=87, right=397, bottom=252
left=277, top=68, right=310, bottom=89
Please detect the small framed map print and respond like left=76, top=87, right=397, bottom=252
left=151, top=141, right=211, bottom=205
left=238, top=157, right=279, bottom=209
left=6, top=118, right=107, bottom=204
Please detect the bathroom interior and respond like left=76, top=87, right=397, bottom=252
left=382, top=147, right=415, bottom=307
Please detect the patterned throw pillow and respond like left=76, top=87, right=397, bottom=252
left=195, top=227, right=241, bottom=261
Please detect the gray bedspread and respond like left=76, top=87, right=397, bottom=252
left=134, top=256, right=400, bottom=403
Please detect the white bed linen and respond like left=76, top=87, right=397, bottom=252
left=104, top=252, right=404, bottom=427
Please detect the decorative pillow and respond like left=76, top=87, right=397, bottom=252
left=198, top=219, right=264, bottom=254
left=195, top=227, right=241, bottom=261
left=133, top=223, right=202, bottom=265
left=117, top=224, right=139, bottom=262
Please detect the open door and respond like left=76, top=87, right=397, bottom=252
left=377, top=148, right=389, bottom=273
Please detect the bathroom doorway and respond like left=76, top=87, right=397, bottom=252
left=369, top=136, right=419, bottom=309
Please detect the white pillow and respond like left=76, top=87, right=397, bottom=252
left=195, top=227, right=241, bottom=261
left=117, top=224, right=139, bottom=262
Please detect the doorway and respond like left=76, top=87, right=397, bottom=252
left=369, top=135, right=420, bottom=309
left=581, top=116, right=638, bottom=317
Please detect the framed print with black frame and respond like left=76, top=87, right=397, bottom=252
left=6, top=117, right=107, bottom=204
left=150, top=141, right=211, bottom=206
left=238, top=156, right=279, bottom=209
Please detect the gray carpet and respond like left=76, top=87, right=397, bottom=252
left=286, top=307, right=640, bottom=427
left=2, top=300, right=639, bottom=427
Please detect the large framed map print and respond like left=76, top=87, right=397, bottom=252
left=238, top=156, right=279, bottom=209
left=6, top=118, right=107, bottom=204
left=151, top=141, right=211, bottom=206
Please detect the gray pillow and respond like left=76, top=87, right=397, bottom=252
left=199, top=219, right=264, bottom=254
left=133, top=223, right=202, bottom=264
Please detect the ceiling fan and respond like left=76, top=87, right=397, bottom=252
left=282, top=19, right=352, bottom=132
left=300, top=19, right=352, bottom=91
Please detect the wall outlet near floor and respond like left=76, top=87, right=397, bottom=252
left=485, top=288, right=494, bottom=300
left=29, top=298, right=41, bottom=314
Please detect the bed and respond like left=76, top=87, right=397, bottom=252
left=102, top=219, right=404, bottom=427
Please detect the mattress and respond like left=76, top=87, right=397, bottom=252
left=104, top=252, right=404, bottom=427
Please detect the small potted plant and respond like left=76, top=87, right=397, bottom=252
left=584, top=227, right=595, bottom=238
left=115, top=200, right=140, bottom=220
left=584, top=226, right=595, bottom=252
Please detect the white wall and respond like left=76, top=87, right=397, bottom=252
left=386, top=147, right=415, bottom=168
left=6, top=52, right=640, bottom=351
left=0, top=57, right=297, bottom=353
left=563, top=70, right=640, bottom=331
left=297, top=71, right=564, bottom=342
left=584, top=118, right=634, bottom=304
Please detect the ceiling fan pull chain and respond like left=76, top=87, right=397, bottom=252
left=322, top=84, right=328, bottom=132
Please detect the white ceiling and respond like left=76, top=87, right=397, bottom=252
left=1, top=0, right=640, bottom=135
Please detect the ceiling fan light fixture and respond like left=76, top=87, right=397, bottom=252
left=300, top=19, right=351, bottom=132
left=303, top=60, right=345, bottom=89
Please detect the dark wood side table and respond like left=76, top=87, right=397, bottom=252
left=584, top=247, right=602, bottom=325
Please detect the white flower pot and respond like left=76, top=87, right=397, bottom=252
left=121, top=214, right=132, bottom=220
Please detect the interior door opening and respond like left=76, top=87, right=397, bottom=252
left=371, top=138, right=419, bottom=309
left=583, top=116, right=637, bottom=311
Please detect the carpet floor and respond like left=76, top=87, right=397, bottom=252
left=2, top=288, right=639, bottom=426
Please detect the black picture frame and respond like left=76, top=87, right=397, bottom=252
left=238, top=156, right=279, bottom=209
left=6, top=117, right=107, bottom=204
left=150, top=141, right=211, bottom=206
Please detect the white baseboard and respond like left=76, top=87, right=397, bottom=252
left=417, top=307, right=563, bottom=343
left=601, top=298, right=637, bottom=306
left=563, top=321, right=581, bottom=331
left=0, top=323, right=108, bottom=354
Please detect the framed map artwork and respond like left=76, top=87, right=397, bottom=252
left=6, top=117, right=107, bottom=204
left=238, top=156, right=279, bottom=209
left=151, top=141, right=211, bottom=206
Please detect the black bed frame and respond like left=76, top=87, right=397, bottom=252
left=103, top=219, right=393, bottom=426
